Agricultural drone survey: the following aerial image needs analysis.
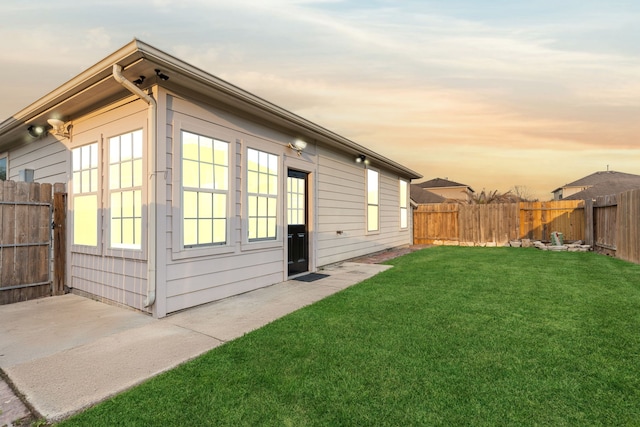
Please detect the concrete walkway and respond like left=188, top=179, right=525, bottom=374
left=0, top=262, right=391, bottom=423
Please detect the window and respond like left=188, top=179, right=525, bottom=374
left=0, top=153, right=6, bottom=181
left=367, top=169, right=379, bottom=232
left=72, top=143, right=98, bottom=246
left=109, top=130, right=143, bottom=249
left=400, top=179, right=408, bottom=229
left=247, top=148, right=278, bottom=241
left=181, top=130, right=229, bottom=247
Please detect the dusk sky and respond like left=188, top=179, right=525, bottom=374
left=2, top=1, right=639, bottom=200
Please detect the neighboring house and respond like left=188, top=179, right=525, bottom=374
left=552, top=171, right=640, bottom=200
left=0, top=39, right=421, bottom=318
left=415, top=178, right=474, bottom=201
left=410, top=184, right=446, bottom=205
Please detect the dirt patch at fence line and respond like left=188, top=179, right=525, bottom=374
left=349, top=245, right=432, bottom=264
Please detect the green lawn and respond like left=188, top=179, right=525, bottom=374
left=59, top=247, right=640, bottom=426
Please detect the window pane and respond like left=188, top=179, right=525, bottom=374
left=200, top=163, right=214, bottom=189
left=72, top=149, right=81, bottom=172
left=133, top=131, right=143, bottom=159
left=213, top=194, right=226, bottom=218
left=184, top=219, right=197, bottom=246
left=267, top=197, right=277, bottom=217
left=214, top=140, right=228, bottom=166
left=122, top=219, right=134, bottom=245
left=183, top=132, right=199, bottom=161
left=400, top=180, right=408, bottom=207
left=110, top=138, right=120, bottom=163
left=90, top=169, right=98, bottom=192
left=74, top=195, right=97, bottom=246
left=247, top=148, right=259, bottom=171
left=268, top=154, right=278, bottom=175
left=111, top=192, right=122, bottom=217
left=81, top=146, right=90, bottom=170
left=198, top=192, right=213, bottom=218
left=134, top=218, right=142, bottom=244
left=120, top=161, right=132, bottom=188
left=268, top=175, right=278, bottom=196
left=248, top=218, right=257, bottom=240
left=215, top=166, right=228, bottom=191
left=110, top=164, right=120, bottom=189
left=183, top=191, right=197, bottom=218
left=248, top=171, right=259, bottom=193
left=72, top=172, right=81, bottom=194
left=259, top=151, right=268, bottom=173
left=90, top=144, right=99, bottom=168
left=257, top=197, right=267, bottom=216
left=198, top=219, right=212, bottom=244
left=120, top=133, right=132, bottom=161
left=81, top=170, right=90, bottom=193
left=248, top=196, right=257, bottom=217
left=134, top=190, right=142, bottom=217
left=200, top=137, right=213, bottom=163
left=183, top=160, right=199, bottom=188
left=368, top=205, right=379, bottom=231
left=133, top=159, right=143, bottom=187
left=267, top=218, right=276, bottom=238
left=368, top=170, right=379, bottom=205
left=120, top=191, right=133, bottom=217
left=401, top=208, right=408, bottom=229
left=213, top=219, right=226, bottom=243
left=111, top=218, right=121, bottom=247
left=257, top=218, right=267, bottom=238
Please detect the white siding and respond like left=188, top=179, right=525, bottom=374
left=67, top=99, right=151, bottom=312
left=8, top=136, right=67, bottom=183
left=316, top=147, right=411, bottom=266
left=162, top=94, right=291, bottom=314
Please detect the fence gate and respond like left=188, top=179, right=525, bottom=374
left=0, top=181, right=66, bottom=305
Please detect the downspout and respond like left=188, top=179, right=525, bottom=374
left=112, top=64, right=157, bottom=309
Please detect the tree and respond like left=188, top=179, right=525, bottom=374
left=509, top=185, right=539, bottom=202
left=449, top=189, right=515, bottom=204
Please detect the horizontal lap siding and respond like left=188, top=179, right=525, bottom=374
left=8, top=137, right=67, bottom=183
left=163, top=95, right=287, bottom=314
left=71, top=252, right=148, bottom=311
left=316, top=149, right=410, bottom=266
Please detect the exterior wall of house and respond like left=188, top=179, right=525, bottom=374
left=316, top=148, right=411, bottom=266
left=560, top=186, right=589, bottom=199
left=7, top=133, right=67, bottom=183
left=65, top=99, right=150, bottom=312
left=157, top=91, right=412, bottom=316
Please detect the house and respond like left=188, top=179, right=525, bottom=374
left=414, top=177, right=474, bottom=201
left=551, top=171, right=640, bottom=200
left=409, top=184, right=446, bottom=205
left=0, top=39, right=421, bottom=318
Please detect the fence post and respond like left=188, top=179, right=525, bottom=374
left=53, top=184, right=67, bottom=296
left=584, top=199, right=594, bottom=247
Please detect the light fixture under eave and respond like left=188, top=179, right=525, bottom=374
left=27, top=125, right=45, bottom=138
left=47, top=118, right=72, bottom=138
left=355, top=154, right=370, bottom=165
left=288, top=139, right=307, bottom=156
left=155, top=69, right=169, bottom=81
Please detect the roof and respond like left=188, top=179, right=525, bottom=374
left=552, top=171, right=640, bottom=194
left=410, top=185, right=446, bottom=204
left=416, top=177, right=474, bottom=193
left=563, top=174, right=640, bottom=200
left=0, top=39, right=421, bottom=180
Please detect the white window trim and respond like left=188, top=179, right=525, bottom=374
left=104, top=127, right=147, bottom=261
left=70, top=142, right=101, bottom=255
left=0, top=152, right=7, bottom=181
left=366, top=167, right=380, bottom=234
left=400, top=179, right=409, bottom=230
left=171, top=118, right=235, bottom=260
left=241, top=139, right=283, bottom=251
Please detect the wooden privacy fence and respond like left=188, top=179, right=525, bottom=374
left=0, top=181, right=66, bottom=304
left=585, top=189, right=640, bottom=264
left=414, top=200, right=585, bottom=246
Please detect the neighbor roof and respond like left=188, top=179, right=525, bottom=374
left=552, top=171, right=640, bottom=194
left=562, top=173, right=640, bottom=200
left=410, top=185, right=446, bottom=204
left=0, top=39, right=421, bottom=180
left=416, top=177, right=474, bottom=193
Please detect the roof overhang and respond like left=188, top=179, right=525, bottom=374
left=0, top=39, right=421, bottom=180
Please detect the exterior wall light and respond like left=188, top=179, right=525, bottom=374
left=47, top=118, right=72, bottom=138
left=288, top=139, right=307, bottom=156
left=27, top=125, right=45, bottom=138
left=355, top=154, right=370, bottom=165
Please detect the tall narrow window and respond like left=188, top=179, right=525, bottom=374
left=182, top=130, right=229, bottom=247
left=367, top=169, right=379, bottom=232
left=109, top=130, right=143, bottom=249
left=0, top=153, right=7, bottom=181
left=247, top=148, right=278, bottom=241
left=72, top=143, right=98, bottom=246
left=400, top=179, right=408, bottom=229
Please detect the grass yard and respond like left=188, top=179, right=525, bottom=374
left=59, top=247, right=640, bottom=426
